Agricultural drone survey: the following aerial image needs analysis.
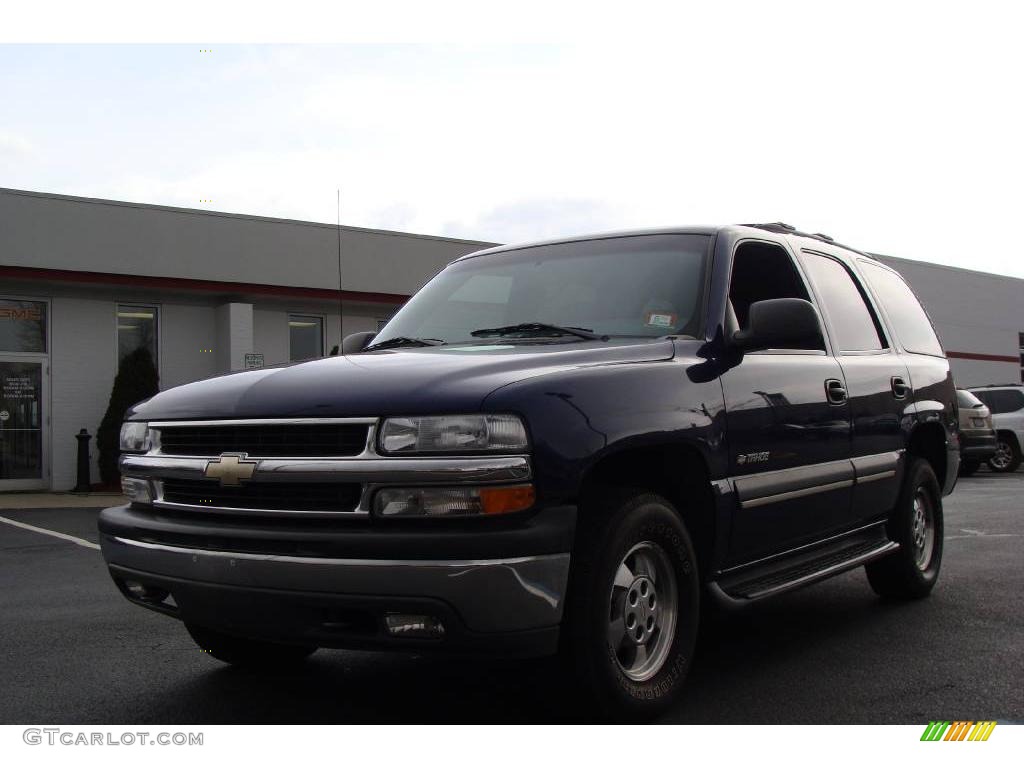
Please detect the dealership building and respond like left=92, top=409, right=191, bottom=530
left=2, top=186, right=1023, bottom=491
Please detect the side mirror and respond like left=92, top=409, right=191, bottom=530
left=732, top=298, right=822, bottom=351
left=340, top=331, right=376, bottom=355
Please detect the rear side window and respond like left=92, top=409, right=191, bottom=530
left=801, top=252, right=885, bottom=352
left=956, top=390, right=983, bottom=408
left=859, top=261, right=944, bottom=357
left=973, top=389, right=1024, bottom=414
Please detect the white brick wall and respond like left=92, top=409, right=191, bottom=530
left=160, top=303, right=219, bottom=389
left=252, top=308, right=289, bottom=367
left=49, top=296, right=117, bottom=490
left=215, top=303, right=255, bottom=373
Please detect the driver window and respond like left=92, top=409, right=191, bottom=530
left=728, top=241, right=822, bottom=350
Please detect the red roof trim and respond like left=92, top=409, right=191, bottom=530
left=946, top=350, right=1020, bottom=364
left=0, top=265, right=410, bottom=305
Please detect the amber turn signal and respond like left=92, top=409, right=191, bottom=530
left=479, top=484, right=536, bottom=515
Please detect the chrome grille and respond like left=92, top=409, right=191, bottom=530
left=157, top=422, right=370, bottom=458
left=122, top=418, right=531, bottom=519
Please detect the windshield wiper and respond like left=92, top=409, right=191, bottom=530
left=363, top=336, right=445, bottom=351
left=469, top=322, right=608, bottom=341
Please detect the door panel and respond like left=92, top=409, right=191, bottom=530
left=836, top=353, right=909, bottom=519
left=721, top=353, right=852, bottom=563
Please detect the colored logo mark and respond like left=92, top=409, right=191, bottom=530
left=920, top=721, right=996, bottom=741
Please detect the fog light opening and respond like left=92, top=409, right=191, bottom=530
left=384, top=613, right=446, bottom=639
left=123, top=580, right=170, bottom=605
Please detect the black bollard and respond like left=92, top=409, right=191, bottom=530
left=74, top=428, right=92, bottom=492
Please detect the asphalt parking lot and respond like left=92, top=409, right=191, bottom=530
left=1, top=471, right=1021, bottom=725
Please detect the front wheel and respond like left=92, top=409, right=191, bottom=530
left=865, top=458, right=943, bottom=599
left=988, top=435, right=1022, bottom=473
left=563, top=491, right=700, bottom=721
left=186, top=624, right=317, bottom=667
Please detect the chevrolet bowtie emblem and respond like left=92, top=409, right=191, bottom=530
left=204, top=453, right=258, bottom=486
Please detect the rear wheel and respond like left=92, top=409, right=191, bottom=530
left=186, top=624, right=317, bottom=667
left=988, top=434, right=1022, bottom=473
left=563, top=490, right=700, bottom=721
left=865, top=458, right=943, bottom=599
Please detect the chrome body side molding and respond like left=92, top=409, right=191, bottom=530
left=713, top=450, right=903, bottom=510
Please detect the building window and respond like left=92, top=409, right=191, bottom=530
left=117, top=305, right=158, bottom=370
left=289, top=315, right=324, bottom=361
left=0, top=299, right=47, bottom=354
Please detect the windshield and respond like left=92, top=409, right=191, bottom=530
left=374, top=234, right=711, bottom=346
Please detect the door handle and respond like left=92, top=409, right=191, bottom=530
left=891, top=376, right=909, bottom=400
left=825, top=379, right=847, bottom=404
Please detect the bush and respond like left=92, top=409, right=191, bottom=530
left=96, top=348, right=159, bottom=486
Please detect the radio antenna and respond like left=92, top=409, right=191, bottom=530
left=336, top=188, right=344, bottom=345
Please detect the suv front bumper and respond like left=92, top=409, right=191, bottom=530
left=98, top=504, right=575, bottom=657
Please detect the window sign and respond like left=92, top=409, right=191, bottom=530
left=0, top=300, right=47, bottom=353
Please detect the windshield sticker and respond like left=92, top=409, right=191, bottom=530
left=645, top=312, right=677, bottom=329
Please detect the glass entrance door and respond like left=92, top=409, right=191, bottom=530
left=0, top=360, right=47, bottom=489
left=0, top=298, right=49, bottom=490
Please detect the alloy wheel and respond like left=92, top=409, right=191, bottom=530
left=990, top=441, right=1013, bottom=470
left=607, top=541, right=677, bottom=682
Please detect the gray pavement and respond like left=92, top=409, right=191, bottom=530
left=0, top=471, right=1021, bottom=724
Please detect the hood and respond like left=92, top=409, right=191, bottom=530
left=127, top=339, right=677, bottom=421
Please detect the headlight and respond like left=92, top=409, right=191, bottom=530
left=379, top=414, right=528, bottom=454
left=119, top=422, right=152, bottom=452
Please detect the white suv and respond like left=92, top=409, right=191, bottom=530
left=969, top=384, right=1024, bottom=473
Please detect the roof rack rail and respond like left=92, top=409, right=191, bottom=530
left=742, top=222, right=865, bottom=254
left=743, top=222, right=797, bottom=232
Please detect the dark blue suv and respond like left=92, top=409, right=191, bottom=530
left=101, top=223, right=959, bottom=719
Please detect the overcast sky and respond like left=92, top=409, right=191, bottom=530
left=1, top=36, right=1021, bottom=276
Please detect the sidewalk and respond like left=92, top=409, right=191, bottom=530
left=0, top=492, right=126, bottom=509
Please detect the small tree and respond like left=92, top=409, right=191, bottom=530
left=97, top=348, right=159, bottom=487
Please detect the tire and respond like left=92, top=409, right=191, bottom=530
left=865, top=458, right=943, bottom=599
left=959, top=459, right=980, bottom=477
left=987, top=434, right=1022, bottom=473
left=186, top=624, right=317, bottom=667
left=562, top=489, right=700, bottom=721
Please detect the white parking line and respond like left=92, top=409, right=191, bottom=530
left=946, top=529, right=1021, bottom=540
left=0, top=515, right=101, bottom=550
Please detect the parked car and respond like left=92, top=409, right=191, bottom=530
left=955, top=389, right=997, bottom=475
left=968, top=384, right=1024, bottom=473
left=100, top=223, right=959, bottom=720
